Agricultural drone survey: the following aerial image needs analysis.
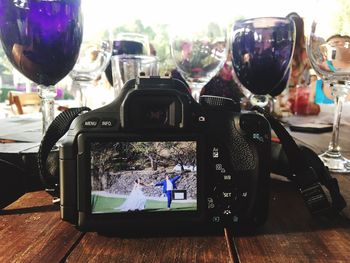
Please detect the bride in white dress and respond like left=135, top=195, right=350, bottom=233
left=117, top=179, right=148, bottom=211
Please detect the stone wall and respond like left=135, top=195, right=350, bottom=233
left=93, top=168, right=197, bottom=199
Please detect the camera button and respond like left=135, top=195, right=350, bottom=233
left=101, top=119, right=116, bottom=128
left=220, top=206, right=235, bottom=223
left=211, top=215, right=221, bottom=223
left=198, top=116, right=206, bottom=122
left=214, top=162, right=228, bottom=174
left=83, top=119, right=99, bottom=128
left=222, top=174, right=234, bottom=184
left=219, top=189, right=237, bottom=205
left=212, top=147, right=220, bottom=158
left=222, top=208, right=233, bottom=216
left=207, top=197, right=216, bottom=210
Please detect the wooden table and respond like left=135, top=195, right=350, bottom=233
left=1, top=129, right=350, bottom=262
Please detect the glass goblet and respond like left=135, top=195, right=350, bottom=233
left=105, top=32, right=151, bottom=87
left=307, top=2, right=350, bottom=173
left=231, top=17, right=295, bottom=109
left=170, top=23, right=228, bottom=102
left=111, top=55, right=159, bottom=97
left=70, top=40, right=112, bottom=108
left=0, top=0, right=83, bottom=133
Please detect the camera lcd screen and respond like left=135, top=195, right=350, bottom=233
left=90, top=141, right=197, bottom=214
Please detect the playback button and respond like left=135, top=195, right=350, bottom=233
left=101, top=119, right=116, bottom=128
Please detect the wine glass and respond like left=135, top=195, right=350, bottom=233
left=0, top=0, right=83, bottom=133
left=69, top=40, right=112, bottom=108
left=231, top=17, right=295, bottom=110
left=105, top=32, right=151, bottom=87
left=108, top=33, right=158, bottom=97
left=111, top=54, right=158, bottom=97
left=306, top=1, right=350, bottom=173
left=170, top=23, right=228, bottom=102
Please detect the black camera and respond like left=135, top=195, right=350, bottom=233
left=59, top=76, right=271, bottom=231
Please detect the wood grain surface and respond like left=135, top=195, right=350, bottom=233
left=66, top=232, right=232, bottom=263
left=234, top=129, right=350, bottom=263
left=0, top=192, right=232, bottom=263
left=0, top=191, right=83, bottom=263
left=1, top=126, right=350, bottom=263
left=234, top=176, right=350, bottom=263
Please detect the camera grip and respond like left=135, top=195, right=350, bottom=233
left=205, top=110, right=270, bottom=227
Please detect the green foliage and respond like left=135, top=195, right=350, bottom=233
left=111, top=20, right=174, bottom=74
left=0, top=46, right=12, bottom=74
left=110, top=20, right=231, bottom=76
left=0, top=86, right=15, bottom=102
left=62, top=90, right=74, bottom=100
left=334, top=0, right=350, bottom=35
left=151, top=23, right=174, bottom=74
left=132, top=141, right=196, bottom=169
left=91, top=141, right=196, bottom=174
left=207, top=22, right=222, bottom=40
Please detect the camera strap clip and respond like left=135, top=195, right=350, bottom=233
left=252, top=106, right=346, bottom=216
left=300, top=182, right=330, bottom=215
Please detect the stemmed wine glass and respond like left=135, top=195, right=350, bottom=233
left=105, top=33, right=151, bottom=87
left=231, top=17, right=295, bottom=110
left=306, top=1, right=350, bottom=173
left=69, top=40, right=112, bottom=108
left=170, top=23, right=228, bottom=102
left=0, top=0, right=83, bottom=133
left=110, top=33, right=158, bottom=97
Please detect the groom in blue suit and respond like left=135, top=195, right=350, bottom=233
left=155, top=175, right=181, bottom=209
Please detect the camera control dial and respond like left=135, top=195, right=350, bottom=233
left=199, top=95, right=240, bottom=112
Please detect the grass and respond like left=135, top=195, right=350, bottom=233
left=91, top=194, right=197, bottom=213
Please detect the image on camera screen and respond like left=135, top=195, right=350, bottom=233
left=90, top=141, right=197, bottom=214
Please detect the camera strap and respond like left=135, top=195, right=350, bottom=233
left=38, top=107, right=90, bottom=201
left=252, top=106, right=346, bottom=216
left=36, top=104, right=346, bottom=215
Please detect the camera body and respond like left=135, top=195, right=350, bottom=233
left=59, top=76, right=271, bottom=231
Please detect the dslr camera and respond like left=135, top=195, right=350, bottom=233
left=60, top=75, right=271, bottom=231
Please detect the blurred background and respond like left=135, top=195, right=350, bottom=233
left=0, top=0, right=349, bottom=110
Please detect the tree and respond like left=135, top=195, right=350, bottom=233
left=132, top=142, right=163, bottom=170
left=166, top=142, right=196, bottom=172
left=130, top=141, right=196, bottom=172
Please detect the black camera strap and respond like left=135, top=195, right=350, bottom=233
left=252, top=106, right=346, bottom=216
left=38, top=107, right=90, bottom=201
